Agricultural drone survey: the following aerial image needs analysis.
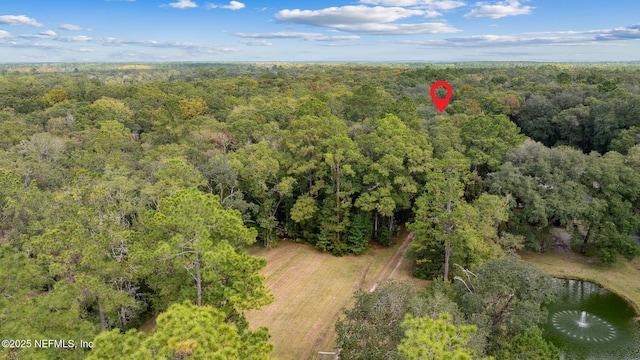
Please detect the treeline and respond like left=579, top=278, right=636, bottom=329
left=1, top=63, right=640, bottom=358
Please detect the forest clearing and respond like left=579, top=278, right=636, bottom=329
left=246, top=232, right=424, bottom=360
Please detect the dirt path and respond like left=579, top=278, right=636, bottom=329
left=369, top=231, right=415, bottom=292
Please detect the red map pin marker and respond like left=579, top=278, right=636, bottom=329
left=430, top=81, right=452, bottom=113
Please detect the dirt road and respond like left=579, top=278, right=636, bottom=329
left=369, top=231, right=415, bottom=292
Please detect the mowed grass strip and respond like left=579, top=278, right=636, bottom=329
left=521, top=249, right=640, bottom=316
left=246, top=240, right=406, bottom=360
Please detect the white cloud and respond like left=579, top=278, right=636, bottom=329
left=209, top=1, right=245, bottom=10
left=0, top=15, right=43, bottom=27
left=401, top=25, right=640, bottom=48
left=275, top=6, right=459, bottom=35
left=338, top=22, right=460, bottom=34
left=225, top=1, right=245, bottom=10
left=19, top=32, right=92, bottom=42
left=326, top=36, right=362, bottom=40
left=64, top=36, right=92, bottom=42
left=59, top=24, right=85, bottom=31
left=359, top=0, right=465, bottom=10
left=241, top=40, right=272, bottom=46
left=96, top=37, right=236, bottom=53
left=1, top=29, right=239, bottom=60
left=524, top=24, right=637, bottom=41
left=235, top=32, right=314, bottom=39
left=448, top=34, right=530, bottom=45
left=276, top=6, right=424, bottom=26
left=235, top=31, right=360, bottom=41
left=464, top=1, right=533, bottom=19
left=423, top=10, right=443, bottom=18
left=0, top=41, right=62, bottom=49
left=167, top=0, right=198, bottom=9
left=594, top=24, right=640, bottom=41
left=39, top=30, right=57, bottom=37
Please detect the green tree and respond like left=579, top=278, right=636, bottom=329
left=499, top=327, right=559, bottom=359
left=26, top=220, right=139, bottom=331
left=383, top=95, right=421, bottom=130
left=231, top=142, right=295, bottom=248
left=472, top=193, right=517, bottom=257
left=610, top=126, right=640, bottom=154
left=0, top=170, right=23, bottom=238
left=409, top=150, right=478, bottom=280
left=460, top=114, right=525, bottom=173
left=453, top=258, right=561, bottom=354
left=294, top=97, right=331, bottom=118
left=77, top=97, right=133, bottom=129
left=141, top=157, right=206, bottom=208
left=335, top=280, right=430, bottom=360
left=0, top=110, right=32, bottom=150
left=43, top=88, right=68, bottom=106
left=556, top=71, right=572, bottom=85
left=551, top=105, right=591, bottom=149
left=627, top=144, right=640, bottom=168
left=344, top=83, right=393, bottom=121
left=515, top=94, right=557, bottom=146
left=88, top=301, right=273, bottom=360
left=428, top=116, right=465, bottom=159
left=318, top=133, right=362, bottom=253
left=93, top=120, right=133, bottom=157
left=486, top=141, right=592, bottom=251
left=398, top=313, right=477, bottom=360
left=178, top=97, right=209, bottom=120
left=134, top=188, right=271, bottom=316
left=283, top=114, right=364, bottom=252
left=575, top=151, right=640, bottom=260
left=283, top=115, right=343, bottom=197
left=197, top=153, right=251, bottom=214
left=355, top=114, right=432, bottom=242
left=0, top=170, right=51, bottom=239
left=0, top=244, right=55, bottom=360
left=290, top=194, right=317, bottom=223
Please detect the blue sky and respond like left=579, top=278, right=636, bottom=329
left=1, top=0, right=639, bottom=62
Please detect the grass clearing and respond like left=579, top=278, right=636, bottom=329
left=245, top=234, right=426, bottom=360
left=520, top=249, right=640, bottom=316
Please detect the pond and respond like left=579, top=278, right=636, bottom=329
left=544, top=279, right=640, bottom=359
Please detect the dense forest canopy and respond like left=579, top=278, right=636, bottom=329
left=1, top=62, right=640, bottom=358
